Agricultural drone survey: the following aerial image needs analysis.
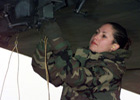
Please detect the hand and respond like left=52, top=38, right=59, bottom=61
left=40, top=20, right=62, bottom=40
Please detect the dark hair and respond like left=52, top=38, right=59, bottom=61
left=104, top=22, right=131, bottom=50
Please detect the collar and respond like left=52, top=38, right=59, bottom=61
left=89, top=49, right=131, bottom=61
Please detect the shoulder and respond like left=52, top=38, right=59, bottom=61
left=105, top=60, right=126, bottom=77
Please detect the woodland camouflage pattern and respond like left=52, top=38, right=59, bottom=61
left=32, top=37, right=131, bottom=100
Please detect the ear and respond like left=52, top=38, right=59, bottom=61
left=111, top=43, right=120, bottom=51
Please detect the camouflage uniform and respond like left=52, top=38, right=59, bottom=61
left=32, top=37, right=131, bottom=100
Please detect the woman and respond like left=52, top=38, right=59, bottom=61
left=32, top=21, right=131, bottom=100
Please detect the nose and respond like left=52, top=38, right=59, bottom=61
left=93, top=33, right=100, bottom=41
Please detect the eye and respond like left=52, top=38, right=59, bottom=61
left=102, top=34, right=107, bottom=38
left=95, top=31, right=99, bottom=34
left=95, top=31, right=98, bottom=34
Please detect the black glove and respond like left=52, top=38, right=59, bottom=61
left=40, top=20, right=62, bottom=40
left=40, top=20, right=67, bottom=53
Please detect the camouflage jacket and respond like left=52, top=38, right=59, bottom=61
left=32, top=37, right=131, bottom=100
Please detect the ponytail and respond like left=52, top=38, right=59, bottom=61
left=124, top=38, right=131, bottom=50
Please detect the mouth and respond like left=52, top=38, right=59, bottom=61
left=91, top=40, right=97, bottom=45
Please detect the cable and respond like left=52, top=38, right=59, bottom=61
left=0, top=35, right=20, bottom=100
left=44, top=37, right=50, bottom=100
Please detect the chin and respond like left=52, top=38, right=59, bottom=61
left=89, top=47, right=96, bottom=52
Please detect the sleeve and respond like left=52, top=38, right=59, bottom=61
left=32, top=37, right=117, bottom=92
left=32, top=37, right=70, bottom=86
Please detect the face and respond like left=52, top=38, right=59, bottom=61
left=89, top=24, right=119, bottom=53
